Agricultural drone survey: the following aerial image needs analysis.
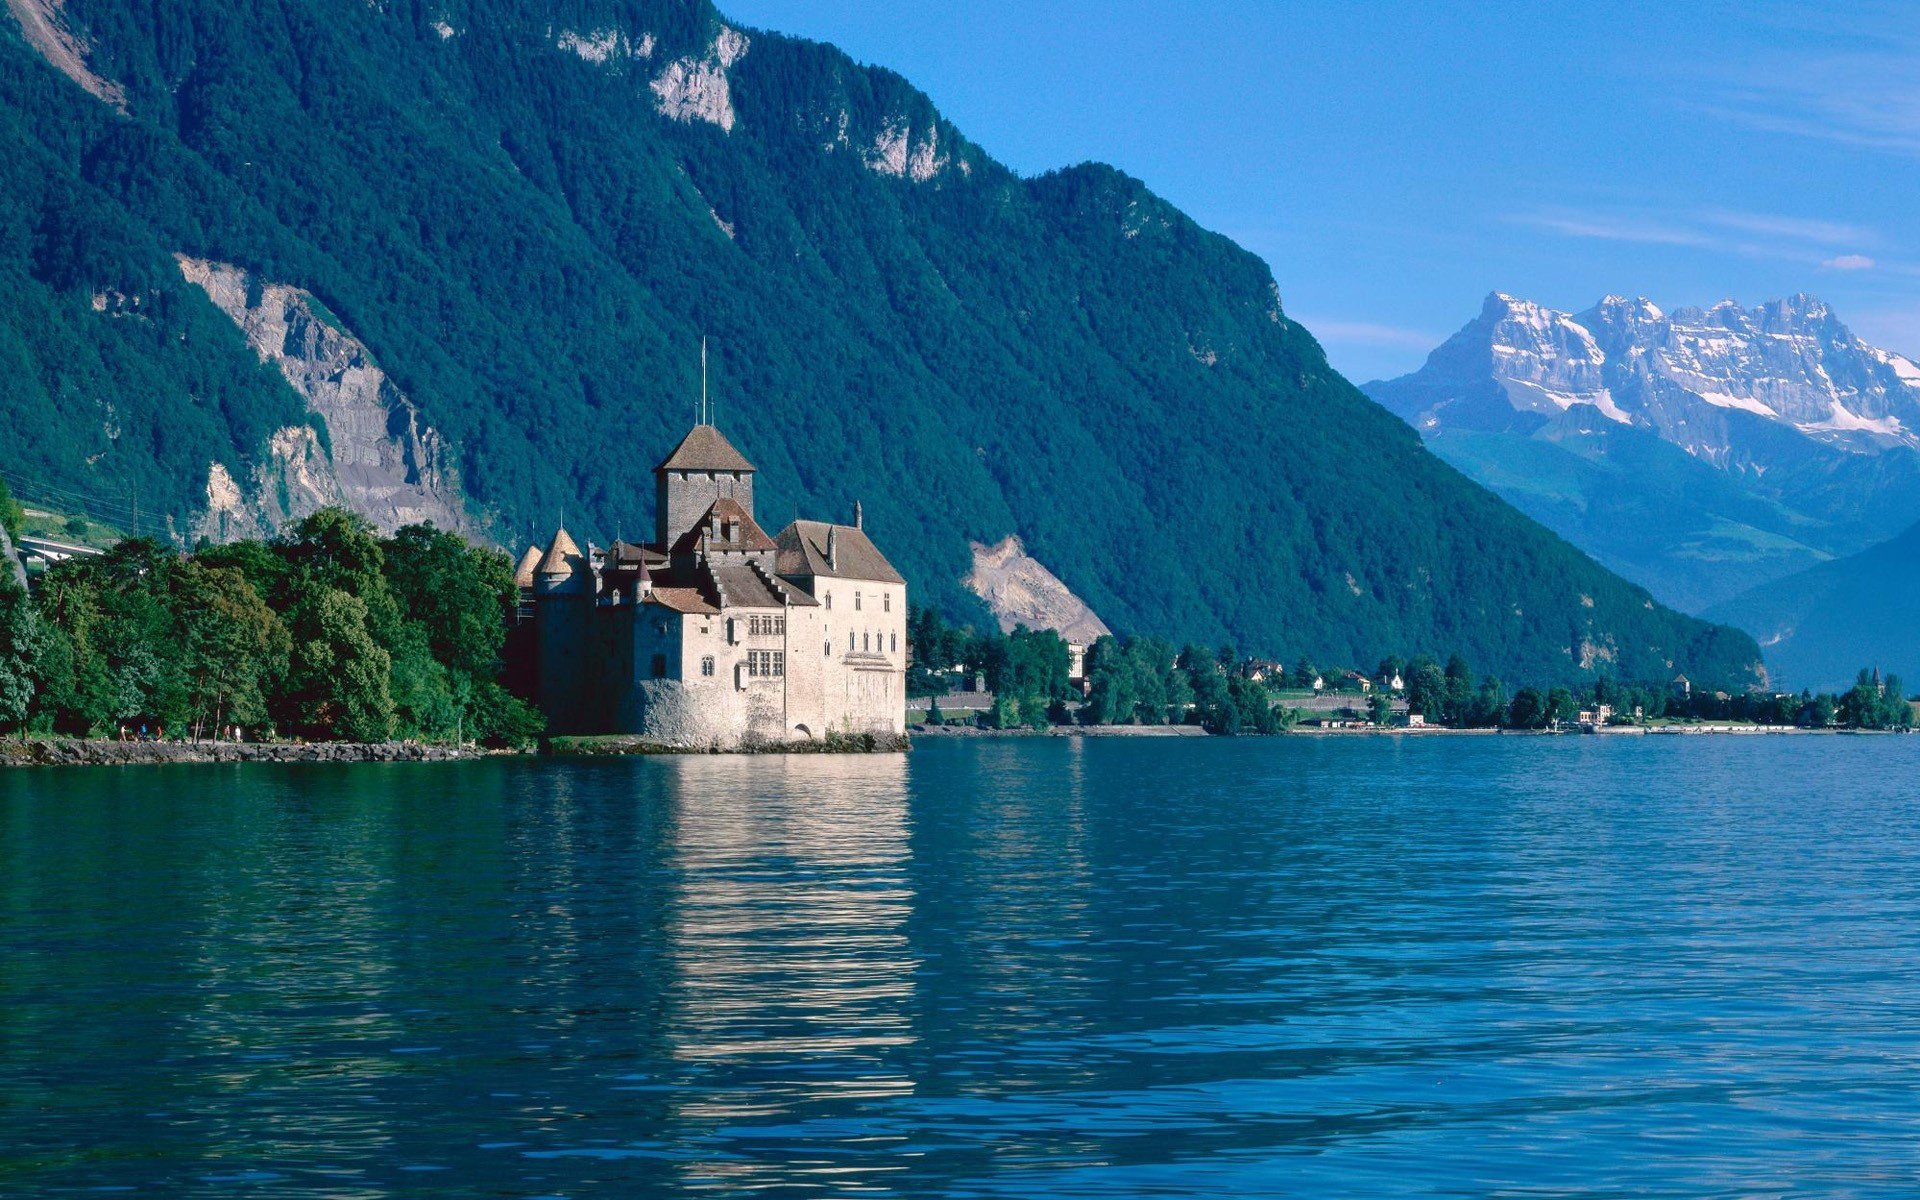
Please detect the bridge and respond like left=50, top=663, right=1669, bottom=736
left=15, top=535, right=105, bottom=564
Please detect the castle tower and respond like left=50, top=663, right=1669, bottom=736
left=533, top=528, right=596, bottom=733
left=654, top=424, right=756, bottom=547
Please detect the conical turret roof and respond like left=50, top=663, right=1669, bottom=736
left=538, top=528, right=584, bottom=575
left=514, top=545, right=543, bottom=589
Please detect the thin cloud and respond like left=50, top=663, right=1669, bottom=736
left=1697, top=45, right=1920, bottom=158
left=1701, top=209, right=1874, bottom=248
left=1296, top=318, right=1443, bottom=351
left=1515, top=210, right=1711, bottom=248
left=1513, top=206, right=1881, bottom=268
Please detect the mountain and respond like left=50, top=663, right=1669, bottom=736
left=0, top=0, right=1760, bottom=686
left=1366, top=293, right=1920, bottom=613
left=1706, top=518, right=1920, bottom=692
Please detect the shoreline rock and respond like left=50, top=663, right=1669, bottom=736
left=546, top=731, right=910, bottom=757
left=0, top=739, right=486, bottom=768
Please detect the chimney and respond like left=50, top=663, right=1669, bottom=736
left=853, top=499, right=863, bottom=530
left=826, top=526, right=838, bottom=571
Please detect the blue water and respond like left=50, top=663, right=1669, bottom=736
left=5, top=736, right=1920, bottom=1197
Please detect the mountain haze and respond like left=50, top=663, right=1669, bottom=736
left=1707, top=518, right=1920, bottom=692
left=1368, top=293, right=1920, bottom=613
left=0, top=0, right=1760, bottom=684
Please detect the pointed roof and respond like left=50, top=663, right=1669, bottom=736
left=514, top=545, right=543, bottom=589
left=537, top=527, right=585, bottom=575
left=655, top=424, right=755, bottom=473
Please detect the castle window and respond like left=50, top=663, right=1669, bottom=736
left=825, top=640, right=832, bottom=656
left=849, top=631, right=855, bottom=652
left=855, top=591, right=863, bottom=611
left=883, top=593, right=891, bottom=613
left=862, top=631, right=870, bottom=652
left=744, top=650, right=785, bottom=678
left=701, top=656, right=715, bottom=677
left=651, top=654, right=668, bottom=678
left=891, top=632, right=897, bottom=652
left=824, top=592, right=832, bottom=610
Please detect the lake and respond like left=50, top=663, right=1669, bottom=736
left=5, top=736, right=1920, bottom=1197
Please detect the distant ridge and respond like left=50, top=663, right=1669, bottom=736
left=1367, top=292, right=1920, bottom=613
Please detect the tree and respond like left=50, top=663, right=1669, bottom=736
left=0, top=582, right=44, bottom=736
left=1292, top=657, right=1319, bottom=689
left=1507, top=687, right=1546, bottom=729
left=1084, top=636, right=1136, bottom=725
left=1367, top=692, right=1393, bottom=726
left=1443, top=654, right=1474, bottom=724
left=381, top=524, right=513, bottom=679
left=0, top=477, right=22, bottom=544
left=283, top=588, right=394, bottom=743
left=1546, top=687, right=1579, bottom=726
left=1406, top=657, right=1446, bottom=719
left=1840, top=669, right=1884, bottom=729
left=175, top=561, right=286, bottom=739
left=1884, top=675, right=1913, bottom=729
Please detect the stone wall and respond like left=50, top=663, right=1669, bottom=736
left=656, top=470, right=753, bottom=545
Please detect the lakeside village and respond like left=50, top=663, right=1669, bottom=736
left=0, top=419, right=1914, bottom=757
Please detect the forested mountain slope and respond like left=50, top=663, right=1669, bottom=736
left=0, top=0, right=1761, bottom=684
left=1707, top=519, right=1920, bottom=692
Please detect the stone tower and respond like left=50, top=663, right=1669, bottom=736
left=654, top=424, right=757, bottom=547
left=533, top=527, right=595, bottom=734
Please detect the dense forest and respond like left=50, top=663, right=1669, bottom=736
left=0, top=0, right=1761, bottom=684
left=0, top=506, right=540, bottom=744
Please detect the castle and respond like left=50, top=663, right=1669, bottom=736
left=515, top=422, right=907, bottom=748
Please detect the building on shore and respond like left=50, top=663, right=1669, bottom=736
left=517, top=423, right=907, bottom=747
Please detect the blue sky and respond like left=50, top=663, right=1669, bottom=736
left=721, top=0, right=1920, bottom=382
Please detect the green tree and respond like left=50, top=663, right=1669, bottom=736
left=1084, top=636, right=1136, bottom=725
left=1508, top=687, right=1547, bottom=729
left=1884, top=675, right=1912, bottom=729
left=0, top=581, right=44, bottom=736
left=175, top=561, right=286, bottom=739
left=0, top=477, right=22, bottom=544
left=1406, top=657, right=1446, bottom=719
left=1546, top=687, right=1579, bottom=726
left=1840, top=669, right=1884, bottom=729
left=283, top=588, right=394, bottom=743
left=1367, top=692, right=1393, bottom=726
left=381, top=524, right=513, bottom=679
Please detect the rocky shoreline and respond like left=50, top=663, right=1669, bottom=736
left=0, top=739, right=483, bottom=768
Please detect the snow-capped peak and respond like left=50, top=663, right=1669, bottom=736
left=1371, top=292, right=1920, bottom=459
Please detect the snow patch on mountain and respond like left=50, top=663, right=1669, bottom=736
left=1378, top=291, right=1920, bottom=459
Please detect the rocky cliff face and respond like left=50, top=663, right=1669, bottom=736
left=177, top=258, right=473, bottom=543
